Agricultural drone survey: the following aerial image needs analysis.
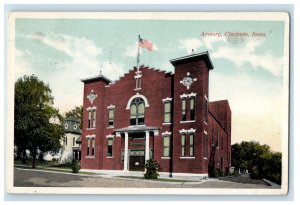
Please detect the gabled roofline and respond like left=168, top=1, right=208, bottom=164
left=170, top=51, right=214, bottom=69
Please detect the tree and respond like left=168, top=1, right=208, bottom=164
left=14, top=75, right=64, bottom=168
left=231, top=141, right=282, bottom=184
left=65, top=106, right=83, bottom=128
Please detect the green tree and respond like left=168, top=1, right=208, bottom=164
left=14, top=75, right=64, bottom=168
left=231, top=141, right=282, bottom=184
left=65, top=106, right=83, bottom=128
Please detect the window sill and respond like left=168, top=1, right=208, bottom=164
left=85, top=156, right=95, bottom=159
left=161, top=157, right=171, bottom=159
left=107, top=126, right=114, bottom=129
left=134, top=88, right=142, bottom=91
left=180, top=120, right=196, bottom=124
left=203, top=157, right=208, bottom=160
left=106, top=156, right=114, bottom=158
left=204, top=121, right=208, bottom=125
left=162, top=122, right=172, bottom=125
left=86, top=128, right=96, bottom=130
left=180, top=157, right=195, bottom=159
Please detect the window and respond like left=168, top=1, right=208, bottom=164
left=130, top=97, right=145, bottom=125
left=164, top=101, right=171, bottom=123
left=221, top=135, right=224, bottom=150
left=204, top=96, right=208, bottom=123
left=92, top=110, right=96, bottom=128
left=190, top=97, right=196, bottom=120
left=204, top=132, right=208, bottom=158
left=87, top=138, right=90, bottom=156
left=108, top=108, right=115, bottom=127
left=181, top=98, right=187, bottom=121
left=65, top=137, right=67, bottom=145
left=216, top=133, right=219, bottom=148
left=107, top=138, right=113, bottom=157
left=189, top=133, right=194, bottom=157
left=181, top=133, right=186, bottom=157
left=163, top=135, right=171, bottom=157
left=73, top=137, right=75, bottom=146
left=88, top=111, right=91, bottom=128
left=87, top=109, right=96, bottom=129
left=92, top=138, right=95, bottom=156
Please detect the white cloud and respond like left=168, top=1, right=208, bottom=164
left=211, top=39, right=283, bottom=76
left=179, top=38, right=203, bottom=54
left=14, top=48, right=33, bottom=79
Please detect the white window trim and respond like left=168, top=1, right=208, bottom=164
left=85, top=156, right=95, bottom=159
left=188, top=128, right=196, bottom=133
left=180, top=120, right=196, bottom=124
left=161, top=157, right=171, bottom=159
left=106, top=156, right=114, bottom=159
left=86, top=134, right=96, bottom=139
left=107, top=104, right=116, bottom=109
left=106, top=134, right=115, bottom=139
left=203, top=157, right=208, bottom=160
left=162, top=131, right=172, bottom=136
left=162, top=97, right=172, bottom=102
left=134, top=88, right=142, bottom=91
left=162, top=122, right=172, bottom=125
left=134, top=74, right=142, bottom=79
left=179, top=129, right=187, bottom=134
left=187, top=92, right=197, bottom=97
left=126, top=93, right=150, bottom=109
left=86, top=106, right=97, bottom=111
left=203, top=130, right=207, bottom=134
left=180, top=157, right=195, bottom=159
left=86, top=128, right=96, bottom=131
left=180, top=94, right=188, bottom=99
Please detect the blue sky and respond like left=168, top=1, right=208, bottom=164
left=14, top=16, right=287, bottom=152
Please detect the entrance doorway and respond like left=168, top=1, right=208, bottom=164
left=129, top=150, right=145, bottom=171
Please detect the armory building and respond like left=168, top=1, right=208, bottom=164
left=80, top=52, right=231, bottom=178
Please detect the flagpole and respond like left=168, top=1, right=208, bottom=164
left=137, top=35, right=140, bottom=72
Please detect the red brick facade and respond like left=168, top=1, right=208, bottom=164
left=80, top=52, right=231, bottom=176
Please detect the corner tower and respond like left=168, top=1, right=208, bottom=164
left=170, top=52, right=214, bottom=175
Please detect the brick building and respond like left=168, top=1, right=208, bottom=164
left=80, top=52, right=231, bottom=178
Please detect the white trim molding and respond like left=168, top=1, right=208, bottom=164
left=162, top=97, right=172, bottom=102
left=162, top=122, right=172, bottom=126
left=86, top=106, right=97, bottom=111
left=115, top=132, right=121, bottom=137
left=180, top=94, right=188, bottom=99
left=107, top=104, right=116, bottom=109
left=86, top=134, right=96, bottom=139
left=180, top=120, right=196, bottom=124
left=188, top=128, right=196, bottom=133
left=179, top=129, right=187, bottom=134
left=106, top=134, right=114, bottom=139
left=126, top=93, right=150, bottom=109
left=154, top=130, right=159, bottom=136
left=162, top=131, right=172, bottom=136
left=204, top=130, right=208, bottom=134
left=180, top=157, right=195, bottom=159
left=188, top=92, right=197, bottom=97
left=161, top=157, right=171, bottom=160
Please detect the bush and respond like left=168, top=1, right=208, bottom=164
left=144, top=159, right=160, bottom=179
left=71, top=160, right=80, bottom=173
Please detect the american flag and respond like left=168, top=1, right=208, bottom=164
left=138, top=36, right=153, bottom=51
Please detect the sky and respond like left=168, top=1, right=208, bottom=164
left=14, top=16, right=287, bottom=152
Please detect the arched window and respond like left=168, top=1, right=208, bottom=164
left=130, top=97, right=145, bottom=125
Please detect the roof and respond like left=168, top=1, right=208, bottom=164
left=114, top=125, right=159, bottom=133
left=80, top=74, right=112, bottom=84
left=65, top=116, right=80, bottom=123
left=76, top=136, right=82, bottom=143
left=170, top=51, right=214, bottom=69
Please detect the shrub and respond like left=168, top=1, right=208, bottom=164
left=71, top=159, right=80, bottom=173
left=144, top=159, right=160, bottom=179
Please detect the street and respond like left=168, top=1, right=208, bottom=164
left=13, top=168, right=278, bottom=189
